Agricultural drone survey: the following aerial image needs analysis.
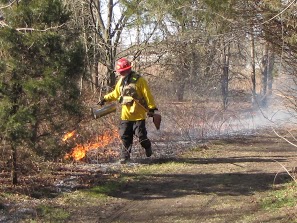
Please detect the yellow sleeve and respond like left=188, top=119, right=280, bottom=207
left=136, top=77, right=156, bottom=110
left=103, top=79, right=121, bottom=102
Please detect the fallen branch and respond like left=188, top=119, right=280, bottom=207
left=272, top=128, right=297, bottom=185
left=272, top=128, right=297, bottom=147
left=273, top=159, right=296, bottom=185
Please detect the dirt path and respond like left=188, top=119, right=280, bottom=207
left=96, top=134, right=296, bottom=223
left=2, top=132, right=296, bottom=223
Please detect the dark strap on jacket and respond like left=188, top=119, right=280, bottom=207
left=120, top=72, right=140, bottom=97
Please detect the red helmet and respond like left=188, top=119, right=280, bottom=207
left=116, top=58, right=132, bottom=72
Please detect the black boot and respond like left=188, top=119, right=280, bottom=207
left=120, top=146, right=131, bottom=164
left=145, top=147, right=152, bottom=157
left=120, top=152, right=130, bottom=164
left=141, top=139, right=152, bottom=157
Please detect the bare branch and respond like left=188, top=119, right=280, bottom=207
left=261, top=0, right=297, bottom=25
left=15, top=23, right=66, bottom=32
left=0, top=0, right=18, bottom=9
left=113, top=14, right=128, bottom=48
left=89, top=0, right=106, bottom=37
left=1, top=16, right=66, bottom=32
left=89, top=0, right=106, bottom=45
left=0, top=20, right=9, bottom=28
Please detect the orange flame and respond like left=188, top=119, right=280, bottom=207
left=62, top=130, right=76, bottom=141
left=64, top=130, right=119, bottom=161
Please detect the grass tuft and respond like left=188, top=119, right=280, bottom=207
left=261, top=182, right=297, bottom=210
left=85, top=181, right=121, bottom=197
left=36, top=205, right=70, bottom=222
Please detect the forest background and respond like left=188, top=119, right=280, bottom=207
left=0, top=0, right=297, bottom=187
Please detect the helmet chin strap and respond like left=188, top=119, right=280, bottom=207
left=119, top=69, right=131, bottom=77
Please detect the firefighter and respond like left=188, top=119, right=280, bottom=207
left=98, top=58, right=158, bottom=163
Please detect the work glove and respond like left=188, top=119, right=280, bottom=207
left=147, top=108, right=158, bottom=117
left=97, top=98, right=106, bottom=106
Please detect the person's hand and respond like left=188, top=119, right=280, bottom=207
left=147, top=108, right=158, bottom=117
left=97, top=98, right=106, bottom=106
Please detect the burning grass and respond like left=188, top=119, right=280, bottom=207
left=63, top=129, right=121, bottom=162
left=62, top=130, right=76, bottom=142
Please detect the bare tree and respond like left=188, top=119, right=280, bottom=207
left=221, top=40, right=231, bottom=109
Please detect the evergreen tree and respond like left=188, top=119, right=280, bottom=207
left=0, top=0, right=85, bottom=184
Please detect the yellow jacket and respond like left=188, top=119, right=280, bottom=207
left=104, top=73, right=156, bottom=121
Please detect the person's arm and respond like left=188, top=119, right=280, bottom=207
left=138, top=77, right=156, bottom=110
left=103, top=79, right=121, bottom=102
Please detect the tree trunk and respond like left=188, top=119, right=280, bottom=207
left=267, top=52, right=275, bottom=96
left=107, top=68, right=116, bottom=87
left=176, top=80, right=185, bottom=102
left=221, top=43, right=230, bottom=109
left=10, top=82, right=21, bottom=185
left=250, top=25, right=256, bottom=104
left=11, top=139, right=17, bottom=185
left=190, top=49, right=199, bottom=78
left=91, top=61, right=99, bottom=92
left=106, top=50, right=116, bottom=87
left=261, top=44, right=269, bottom=107
left=205, top=40, right=217, bottom=77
